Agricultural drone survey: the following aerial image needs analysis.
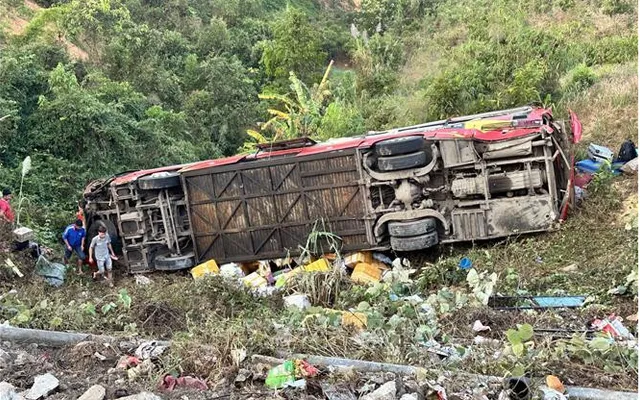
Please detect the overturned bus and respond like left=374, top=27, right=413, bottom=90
left=83, top=106, right=582, bottom=273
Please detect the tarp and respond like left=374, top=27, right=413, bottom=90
left=35, top=255, right=66, bottom=287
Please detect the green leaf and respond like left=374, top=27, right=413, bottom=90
left=589, top=337, right=612, bottom=351
left=118, top=289, right=132, bottom=309
left=506, top=329, right=521, bottom=345
left=49, top=316, right=63, bottom=328
left=101, top=302, right=116, bottom=314
left=512, top=342, right=525, bottom=357
left=511, top=364, right=526, bottom=377
left=83, top=302, right=96, bottom=316
left=518, top=324, right=534, bottom=341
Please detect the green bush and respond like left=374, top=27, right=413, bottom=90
left=584, top=35, right=638, bottom=66
left=601, top=0, right=634, bottom=15
left=565, top=63, right=598, bottom=93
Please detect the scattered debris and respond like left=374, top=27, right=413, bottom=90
left=362, top=381, right=396, bottom=400
left=489, top=295, right=585, bottom=310
left=93, top=351, right=106, bottom=361
left=504, top=377, right=531, bottom=400
left=231, top=348, right=247, bottom=367
left=621, top=158, right=638, bottom=174
left=24, top=373, right=59, bottom=400
left=459, top=257, right=472, bottom=270
left=592, top=315, right=634, bottom=339
left=159, top=375, right=208, bottom=391
left=265, top=359, right=319, bottom=389
left=135, top=275, right=152, bottom=286
left=587, top=143, right=614, bottom=163
left=77, top=385, right=106, bottom=400
left=34, top=255, right=66, bottom=287
left=320, top=382, right=357, bottom=400
left=283, top=294, right=311, bottom=310
left=0, top=382, right=23, bottom=400
left=127, top=359, right=154, bottom=381
left=191, top=259, right=219, bottom=279
left=134, top=341, right=167, bottom=360
left=546, top=376, right=565, bottom=393
left=472, top=320, right=491, bottom=332
left=116, top=355, right=141, bottom=370
left=351, top=262, right=384, bottom=285
left=115, top=392, right=162, bottom=400
left=615, top=139, right=637, bottom=163
left=540, top=386, right=567, bottom=400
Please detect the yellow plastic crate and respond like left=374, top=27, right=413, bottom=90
left=191, top=259, right=219, bottom=279
left=344, top=252, right=373, bottom=268
left=242, top=271, right=268, bottom=288
left=303, top=258, right=330, bottom=272
left=351, top=262, right=382, bottom=285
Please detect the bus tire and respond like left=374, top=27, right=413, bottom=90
left=388, top=218, right=437, bottom=237
left=138, top=173, right=181, bottom=190
left=154, top=252, right=195, bottom=271
left=375, top=136, right=425, bottom=156
left=377, top=151, right=428, bottom=172
left=390, top=231, right=439, bottom=252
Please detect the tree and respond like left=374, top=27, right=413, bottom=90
left=260, top=6, right=327, bottom=84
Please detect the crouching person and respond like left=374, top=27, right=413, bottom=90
left=89, top=225, right=117, bottom=287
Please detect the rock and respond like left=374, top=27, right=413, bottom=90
left=362, top=382, right=397, bottom=400
left=24, top=373, right=59, bottom=400
left=561, top=264, right=578, bottom=273
left=77, top=385, right=106, bottom=400
left=400, top=394, right=419, bottom=400
left=0, top=382, right=25, bottom=400
left=115, top=392, right=162, bottom=400
left=0, top=349, right=13, bottom=368
left=234, top=369, right=251, bottom=383
left=14, top=353, right=35, bottom=367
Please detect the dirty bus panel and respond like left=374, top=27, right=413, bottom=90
left=181, top=149, right=372, bottom=264
left=82, top=106, right=578, bottom=272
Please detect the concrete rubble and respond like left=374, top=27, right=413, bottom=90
left=362, top=381, right=397, bottom=400
left=24, top=374, right=58, bottom=400
left=77, top=385, right=106, bottom=400
left=116, top=393, right=162, bottom=400
left=0, top=382, right=25, bottom=400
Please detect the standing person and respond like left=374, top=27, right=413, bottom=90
left=0, top=188, right=14, bottom=224
left=89, top=225, right=117, bottom=287
left=63, top=219, right=86, bottom=273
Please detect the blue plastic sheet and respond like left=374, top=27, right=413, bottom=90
left=35, top=255, right=66, bottom=287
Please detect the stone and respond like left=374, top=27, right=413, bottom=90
left=400, top=394, right=419, bottom=400
left=0, top=349, right=13, bottom=368
left=77, top=385, right=106, bottom=400
left=24, top=373, right=59, bottom=400
left=0, top=382, right=25, bottom=400
left=116, top=392, right=162, bottom=400
left=561, top=264, right=578, bottom=273
left=13, top=353, right=35, bottom=367
left=362, top=382, right=397, bottom=400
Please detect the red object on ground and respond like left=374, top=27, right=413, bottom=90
left=574, top=172, right=593, bottom=188
left=116, top=355, right=141, bottom=370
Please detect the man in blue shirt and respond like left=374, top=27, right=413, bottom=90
left=63, top=219, right=86, bottom=273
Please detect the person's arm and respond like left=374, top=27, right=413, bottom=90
left=107, top=235, right=116, bottom=258
left=81, top=232, right=85, bottom=250
left=0, top=203, right=10, bottom=223
left=62, top=228, right=72, bottom=250
left=88, top=237, right=95, bottom=262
